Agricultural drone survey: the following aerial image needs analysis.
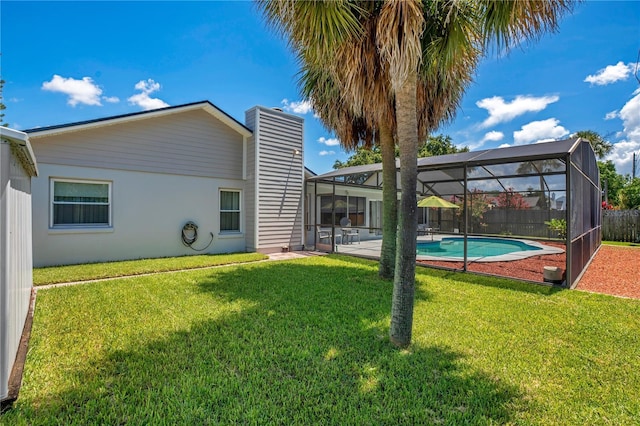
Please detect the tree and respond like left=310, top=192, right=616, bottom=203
left=619, top=178, right=640, bottom=209
left=333, top=134, right=467, bottom=169
left=494, top=188, right=531, bottom=210
left=333, top=146, right=383, bottom=169
left=598, top=160, right=626, bottom=207
left=574, top=130, right=613, bottom=159
left=382, top=0, right=573, bottom=347
left=260, top=0, right=574, bottom=348
left=0, top=78, right=7, bottom=127
left=289, top=4, right=400, bottom=280
left=418, top=134, right=468, bottom=157
left=260, top=1, right=474, bottom=283
left=453, top=189, right=490, bottom=232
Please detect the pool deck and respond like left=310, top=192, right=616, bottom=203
left=330, top=234, right=565, bottom=262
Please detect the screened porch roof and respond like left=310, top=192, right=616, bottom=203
left=307, top=137, right=581, bottom=197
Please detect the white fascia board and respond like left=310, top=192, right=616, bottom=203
left=201, top=103, right=253, bottom=138
left=0, top=127, right=39, bottom=176
left=28, top=102, right=252, bottom=140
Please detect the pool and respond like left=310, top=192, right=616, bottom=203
left=416, top=237, right=564, bottom=262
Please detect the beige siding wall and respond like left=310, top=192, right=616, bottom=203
left=30, top=109, right=244, bottom=180
left=244, top=111, right=257, bottom=252
left=248, top=107, right=304, bottom=252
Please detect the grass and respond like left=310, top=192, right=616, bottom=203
left=602, top=240, right=640, bottom=247
left=3, top=255, right=639, bottom=424
left=32, top=252, right=268, bottom=285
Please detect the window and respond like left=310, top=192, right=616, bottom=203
left=220, top=190, right=241, bottom=232
left=51, top=179, right=111, bottom=227
left=319, top=195, right=366, bottom=226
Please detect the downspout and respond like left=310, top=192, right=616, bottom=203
left=303, top=179, right=308, bottom=250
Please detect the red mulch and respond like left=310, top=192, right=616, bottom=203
left=417, top=242, right=640, bottom=300
left=418, top=241, right=566, bottom=284
left=575, top=245, right=640, bottom=299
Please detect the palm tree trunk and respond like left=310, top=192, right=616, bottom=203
left=378, top=120, right=397, bottom=279
left=390, top=71, right=419, bottom=348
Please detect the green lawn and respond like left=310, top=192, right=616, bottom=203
left=4, top=255, right=639, bottom=424
left=603, top=240, right=640, bottom=247
left=33, top=252, right=268, bottom=286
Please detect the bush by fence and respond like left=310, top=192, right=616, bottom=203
left=602, top=210, right=640, bottom=242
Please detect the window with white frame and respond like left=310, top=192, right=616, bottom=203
left=220, top=190, right=241, bottom=232
left=51, top=179, right=111, bottom=227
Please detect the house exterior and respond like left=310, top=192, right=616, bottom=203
left=26, top=102, right=304, bottom=267
left=1, top=127, right=38, bottom=406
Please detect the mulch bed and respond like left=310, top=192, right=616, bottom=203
left=418, top=242, right=640, bottom=300
left=418, top=241, right=566, bottom=284
left=575, top=245, right=640, bottom=299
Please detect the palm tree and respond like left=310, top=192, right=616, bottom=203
left=380, top=0, right=574, bottom=347
left=259, top=0, right=574, bottom=348
left=263, top=1, right=473, bottom=281
left=296, top=17, right=399, bottom=280
left=573, top=130, right=613, bottom=159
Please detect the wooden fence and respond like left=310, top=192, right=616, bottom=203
left=602, top=210, right=640, bottom=242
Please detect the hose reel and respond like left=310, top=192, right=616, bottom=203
left=181, top=221, right=214, bottom=252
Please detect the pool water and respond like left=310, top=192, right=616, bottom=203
left=417, top=237, right=543, bottom=259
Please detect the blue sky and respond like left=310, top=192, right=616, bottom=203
left=2, top=1, right=639, bottom=175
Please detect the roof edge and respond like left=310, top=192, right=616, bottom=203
left=0, top=127, right=39, bottom=176
left=245, top=105, right=305, bottom=123
left=25, top=101, right=252, bottom=138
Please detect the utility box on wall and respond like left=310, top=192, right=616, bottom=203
left=0, top=127, right=38, bottom=407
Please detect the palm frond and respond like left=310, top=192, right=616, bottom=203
left=376, top=0, right=425, bottom=90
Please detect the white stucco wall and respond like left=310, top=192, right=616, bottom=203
left=32, top=164, right=246, bottom=267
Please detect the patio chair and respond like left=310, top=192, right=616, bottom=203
left=339, top=217, right=360, bottom=244
left=317, top=226, right=341, bottom=245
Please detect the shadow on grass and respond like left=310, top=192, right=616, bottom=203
left=6, top=259, right=524, bottom=424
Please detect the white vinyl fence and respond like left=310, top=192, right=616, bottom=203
left=1, top=127, right=38, bottom=406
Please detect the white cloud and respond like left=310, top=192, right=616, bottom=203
left=319, top=150, right=335, bottom=156
left=476, top=95, right=559, bottom=128
left=513, top=118, right=569, bottom=145
left=281, top=98, right=314, bottom=115
left=620, top=91, right=640, bottom=141
left=605, top=110, right=619, bottom=120
left=318, top=136, right=340, bottom=146
left=127, top=79, right=169, bottom=111
left=481, top=130, right=504, bottom=143
left=103, top=96, right=120, bottom=103
left=466, top=130, right=505, bottom=150
left=42, top=74, right=103, bottom=106
left=584, top=61, right=633, bottom=86
left=606, top=91, right=640, bottom=175
left=608, top=140, right=640, bottom=176
left=498, top=143, right=511, bottom=149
